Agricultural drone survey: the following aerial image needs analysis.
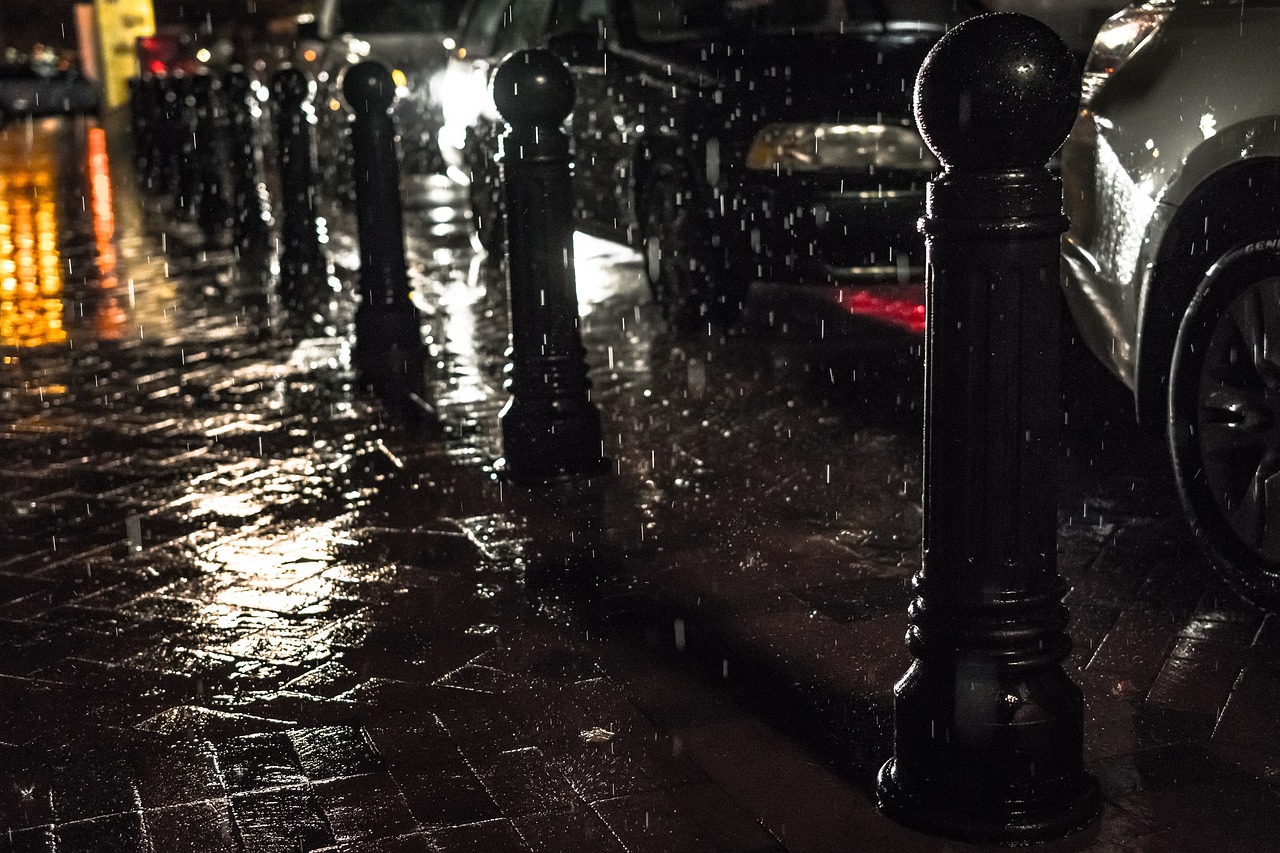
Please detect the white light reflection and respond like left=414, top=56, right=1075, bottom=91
left=572, top=231, right=640, bottom=314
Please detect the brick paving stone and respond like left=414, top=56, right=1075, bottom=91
left=1144, top=638, right=1247, bottom=716
left=472, top=747, right=585, bottom=816
left=514, top=806, right=630, bottom=853
left=141, top=799, right=240, bottom=853
left=427, top=819, right=531, bottom=853
left=1085, top=607, right=1181, bottom=696
left=396, top=765, right=503, bottom=826
left=593, top=790, right=719, bottom=853
left=313, top=773, right=418, bottom=843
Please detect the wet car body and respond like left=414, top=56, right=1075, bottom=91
left=454, top=0, right=971, bottom=333
left=1060, top=0, right=1280, bottom=605
left=0, top=62, right=99, bottom=120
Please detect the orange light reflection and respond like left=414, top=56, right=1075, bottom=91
left=0, top=129, right=65, bottom=348
left=87, top=127, right=129, bottom=341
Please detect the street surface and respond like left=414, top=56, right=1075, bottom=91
left=1, top=115, right=1278, bottom=851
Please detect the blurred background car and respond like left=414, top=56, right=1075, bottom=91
left=0, top=50, right=98, bottom=120
left=309, top=0, right=467, bottom=203
left=449, top=0, right=977, bottom=336
left=1059, top=0, right=1280, bottom=606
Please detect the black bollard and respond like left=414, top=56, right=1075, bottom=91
left=152, top=75, right=182, bottom=195
left=127, top=76, right=149, bottom=173
left=174, top=73, right=203, bottom=220
left=342, top=62, right=426, bottom=395
left=874, top=13, right=1101, bottom=843
left=271, top=68, right=327, bottom=306
left=491, top=50, right=606, bottom=483
left=224, top=68, right=270, bottom=256
left=190, top=72, right=230, bottom=241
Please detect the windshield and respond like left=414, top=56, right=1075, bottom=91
left=630, top=0, right=972, bottom=39
left=336, top=0, right=467, bottom=33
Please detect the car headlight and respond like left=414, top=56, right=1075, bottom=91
left=745, top=123, right=938, bottom=173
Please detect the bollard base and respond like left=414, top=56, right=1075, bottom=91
left=354, top=305, right=426, bottom=394
left=876, top=756, right=1101, bottom=844
left=498, top=400, right=609, bottom=485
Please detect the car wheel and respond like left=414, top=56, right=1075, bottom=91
left=641, top=162, right=741, bottom=335
left=1169, top=241, right=1280, bottom=609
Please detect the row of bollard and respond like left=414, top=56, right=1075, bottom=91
left=487, top=14, right=1105, bottom=842
left=124, top=13, right=1100, bottom=843
left=129, top=68, right=270, bottom=255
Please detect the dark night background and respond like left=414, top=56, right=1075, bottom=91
left=0, top=0, right=311, bottom=52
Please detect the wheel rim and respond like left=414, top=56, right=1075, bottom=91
left=1198, top=274, right=1280, bottom=560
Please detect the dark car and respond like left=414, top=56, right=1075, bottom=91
left=0, top=61, right=99, bottom=120
left=451, top=0, right=973, bottom=332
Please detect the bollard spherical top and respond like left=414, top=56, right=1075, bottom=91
left=271, top=67, right=311, bottom=105
left=343, top=61, right=396, bottom=115
left=913, top=12, right=1079, bottom=170
left=492, top=49, right=575, bottom=126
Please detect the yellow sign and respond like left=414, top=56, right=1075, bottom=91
left=94, top=0, right=156, bottom=108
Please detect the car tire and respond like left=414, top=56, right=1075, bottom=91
left=640, top=162, right=742, bottom=335
left=1169, top=240, right=1280, bottom=609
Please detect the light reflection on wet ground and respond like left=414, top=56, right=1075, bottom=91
left=1, top=115, right=1278, bottom=851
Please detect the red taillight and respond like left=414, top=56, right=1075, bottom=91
left=828, top=283, right=927, bottom=334
left=148, top=60, right=167, bottom=75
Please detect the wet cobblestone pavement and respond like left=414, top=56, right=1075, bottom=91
left=4, top=116, right=1280, bottom=852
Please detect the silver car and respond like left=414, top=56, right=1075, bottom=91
left=1060, top=0, right=1280, bottom=607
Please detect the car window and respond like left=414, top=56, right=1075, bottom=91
left=629, top=0, right=968, bottom=39
left=336, top=0, right=466, bottom=33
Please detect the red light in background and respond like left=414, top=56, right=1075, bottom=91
left=827, top=283, right=927, bottom=334
left=149, top=60, right=167, bottom=75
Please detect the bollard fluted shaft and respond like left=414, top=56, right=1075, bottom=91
left=153, top=76, right=182, bottom=196
left=492, top=50, right=607, bottom=483
left=127, top=76, right=149, bottom=174
left=342, top=61, right=425, bottom=392
left=271, top=68, right=326, bottom=306
left=190, top=72, right=229, bottom=240
left=224, top=68, right=269, bottom=256
left=874, top=13, right=1101, bottom=843
left=174, top=74, right=203, bottom=220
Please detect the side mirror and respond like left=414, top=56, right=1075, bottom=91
left=545, top=31, right=604, bottom=69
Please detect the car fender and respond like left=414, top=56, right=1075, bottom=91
left=1133, top=139, right=1280, bottom=423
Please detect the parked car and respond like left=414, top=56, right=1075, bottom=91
left=310, top=0, right=467, bottom=193
left=1059, top=1, right=1280, bottom=607
left=0, top=59, right=98, bottom=120
left=447, top=0, right=977, bottom=333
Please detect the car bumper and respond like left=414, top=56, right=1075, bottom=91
left=732, top=175, right=926, bottom=285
